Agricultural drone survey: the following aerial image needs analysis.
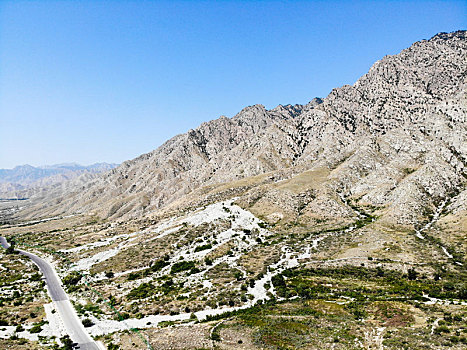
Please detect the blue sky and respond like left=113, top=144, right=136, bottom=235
left=0, top=1, right=465, bottom=168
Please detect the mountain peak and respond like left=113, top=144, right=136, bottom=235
left=430, top=29, right=466, bottom=41
left=14, top=31, right=466, bottom=229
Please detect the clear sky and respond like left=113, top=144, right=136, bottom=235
left=0, top=0, right=465, bottom=168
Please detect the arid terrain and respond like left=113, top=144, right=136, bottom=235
left=0, top=31, right=466, bottom=349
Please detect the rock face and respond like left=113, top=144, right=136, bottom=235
left=19, top=31, right=466, bottom=229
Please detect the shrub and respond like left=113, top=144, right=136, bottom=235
left=63, top=271, right=82, bottom=286
left=171, top=261, right=195, bottom=274
left=435, top=325, right=450, bottom=334
left=82, top=318, right=94, bottom=327
left=119, top=312, right=130, bottom=320
left=6, top=245, right=17, bottom=254
left=408, top=268, right=418, bottom=280
left=234, top=271, right=243, bottom=281
left=194, top=243, right=212, bottom=252
left=60, top=335, right=73, bottom=350
left=29, top=324, right=42, bottom=333
left=190, top=267, right=201, bottom=274
left=127, top=272, right=140, bottom=280
left=271, top=274, right=287, bottom=297
left=211, top=330, right=221, bottom=341
left=271, top=274, right=286, bottom=288
left=127, top=283, right=155, bottom=299
left=150, top=259, right=169, bottom=272
left=30, top=273, right=42, bottom=281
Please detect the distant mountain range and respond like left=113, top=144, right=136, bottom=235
left=0, top=163, right=118, bottom=198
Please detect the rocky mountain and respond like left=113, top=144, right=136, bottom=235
left=17, top=31, right=466, bottom=236
left=1, top=31, right=466, bottom=350
left=0, top=163, right=118, bottom=199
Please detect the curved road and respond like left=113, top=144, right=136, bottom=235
left=0, top=237, right=99, bottom=350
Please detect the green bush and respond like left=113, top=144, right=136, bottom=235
left=63, top=271, right=82, bottom=286
left=30, top=273, right=42, bottom=281
left=434, top=325, right=450, bottom=334
left=127, top=283, right=155, bottom=299
left=194, top=243, right=212, bottom=252
left=82, top=318, right=94, bottom=327
left=190, top=267, right=201, bottom=274
left=150, top=259, right=169, bottom=272
left=29, top=324, right=42, bottom=333
left=6, top=245, right=17, bottom=254
left=60, top=335, right=73, bottom=350
left=127, top=272, right=140, bottom=280
left=407, top=268, right=418, bottom=280
left=171, top=261, right=195, bottom=274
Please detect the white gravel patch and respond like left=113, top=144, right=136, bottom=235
left=71, top=247, right=122, bottom=271
left=43, top=302, right=66, bottom=338
left=183, top=199, right=263, bottom=232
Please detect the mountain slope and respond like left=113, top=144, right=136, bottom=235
left=17, top=31, right=466, bottom=234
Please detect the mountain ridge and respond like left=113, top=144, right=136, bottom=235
left=13, top=31, right=466, bottom=234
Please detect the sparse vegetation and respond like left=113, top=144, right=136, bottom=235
left=170, top=261, right=196, bottom=274
left=127, top=282, right=156, bottom=299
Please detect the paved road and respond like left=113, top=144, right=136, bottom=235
left=0, top=237, right=100, bottom=350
